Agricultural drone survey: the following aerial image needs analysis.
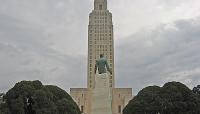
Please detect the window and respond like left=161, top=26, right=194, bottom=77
left=99, top=5, right=102, bottom=10
left=81, top=105, right=84, bottom=113
left=118, top=105, right=122, bottom=113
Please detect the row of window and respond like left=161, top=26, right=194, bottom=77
left=90, top=33, right=112, bottom=36
left=89, top=34, right=112, bottom=38
left=92, top=27, right=112, bottom=30
left=89, top=45, right=113, bottom=50
left=90, top=47, right=112, bottom=51
left=94, top=16, right=108, bottom=19
left=95, top=45, right=112, bottom=48
left=89, top=23, right=112, bottom=26
left=89, top=37, right=112, bottom=40
left=88, top=53, right=113, bottom=58
left=89, top=35, right=112, bottom=38
left=89, top=47, right=113, bottom=50
left=89, top=29, right=112, bottom=32
left=89, top=25, right=113, bottom=28
left=91, top=11, right=110, bottom=15
left=89, top=30, right=112, bottom=33
left=89, top=26, right=112, bottom=29
left=88, top=41, right=112, bottom=45
left=89, top=38, right=112, bottom=41
left=94, top=20, right=110, bottom=23
left=92, top=31, right=111, bottom=34
left=92, top=19, right=110, bottom=22
left=89, top=39, right=112, bottom=44
left=94, top=41, right=112, bottom=44
left=88, top=44, right=113, bottom=49
left=88, top=51, right=112, bottom=55
left=89, top=19, right=112, bottom=24
left=95, top=49, right=112, bottom=52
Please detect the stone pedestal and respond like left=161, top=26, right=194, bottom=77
left=91, top=73, right=112, bottom=114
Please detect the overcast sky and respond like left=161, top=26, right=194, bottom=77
left=0, top=0, right=200, bottom=95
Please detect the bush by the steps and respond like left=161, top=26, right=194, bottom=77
left=0, top=80, right=81, bottom=114
left=123, top=82, right=200, bottom=114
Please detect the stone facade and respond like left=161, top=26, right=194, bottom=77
left=70, top=0, right=133, bottom=114
left=70, top=88, right=91, bottom=114
left=112, top=88, right=132, bottom=114
left=70, top=88, right=132, bottom=114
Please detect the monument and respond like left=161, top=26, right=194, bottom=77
left=91, top=54, right=112, bottom=114
left=70, top=0, right=133, bottom=114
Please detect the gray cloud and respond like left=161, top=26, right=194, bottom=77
left=0, top=13, right=87, bottom=92
left=116, top=17, right=200, bottom=94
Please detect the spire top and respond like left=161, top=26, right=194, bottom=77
left=94, top=0, right=107, bottom=10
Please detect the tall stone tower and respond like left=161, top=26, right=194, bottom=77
left=70, top=0, right=133, bottom=114
left=88, top=0, right=114, bottom=89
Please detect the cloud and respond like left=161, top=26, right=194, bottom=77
left=0, top=14, right=87, bottom=92
left=110, top=0, right=200, bottom=39
left=0, top=0, right=92, bottom=56
left=116, top=17, right=200, bottom=94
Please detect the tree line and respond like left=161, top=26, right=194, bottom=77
left=0, top=80, right=81, bottom=114
left=123, top=82, right=200, bottom=114
left=1, top=80, right=200, bottom=114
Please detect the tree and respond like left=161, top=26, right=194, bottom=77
left=0, top=103, right=10, bottom=114
left=123, top=82, right=200, bottom=114
left=0, top=80, right=81, bottom=114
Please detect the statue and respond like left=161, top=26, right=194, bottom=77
left=95, top=54, right=112, bottom=75
left=92, top=54, right=113, bottom=114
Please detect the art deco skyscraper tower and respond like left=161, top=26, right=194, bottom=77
left=70, top=1, right=132, bottom=114
left=88, top=0, right=115, bottom=89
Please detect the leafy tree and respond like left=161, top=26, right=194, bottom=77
left=0, top=103, right=10, bottom=114
left=0, top=80, right=81, bottom=114
left=123, top=82, right=200, bottom=114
